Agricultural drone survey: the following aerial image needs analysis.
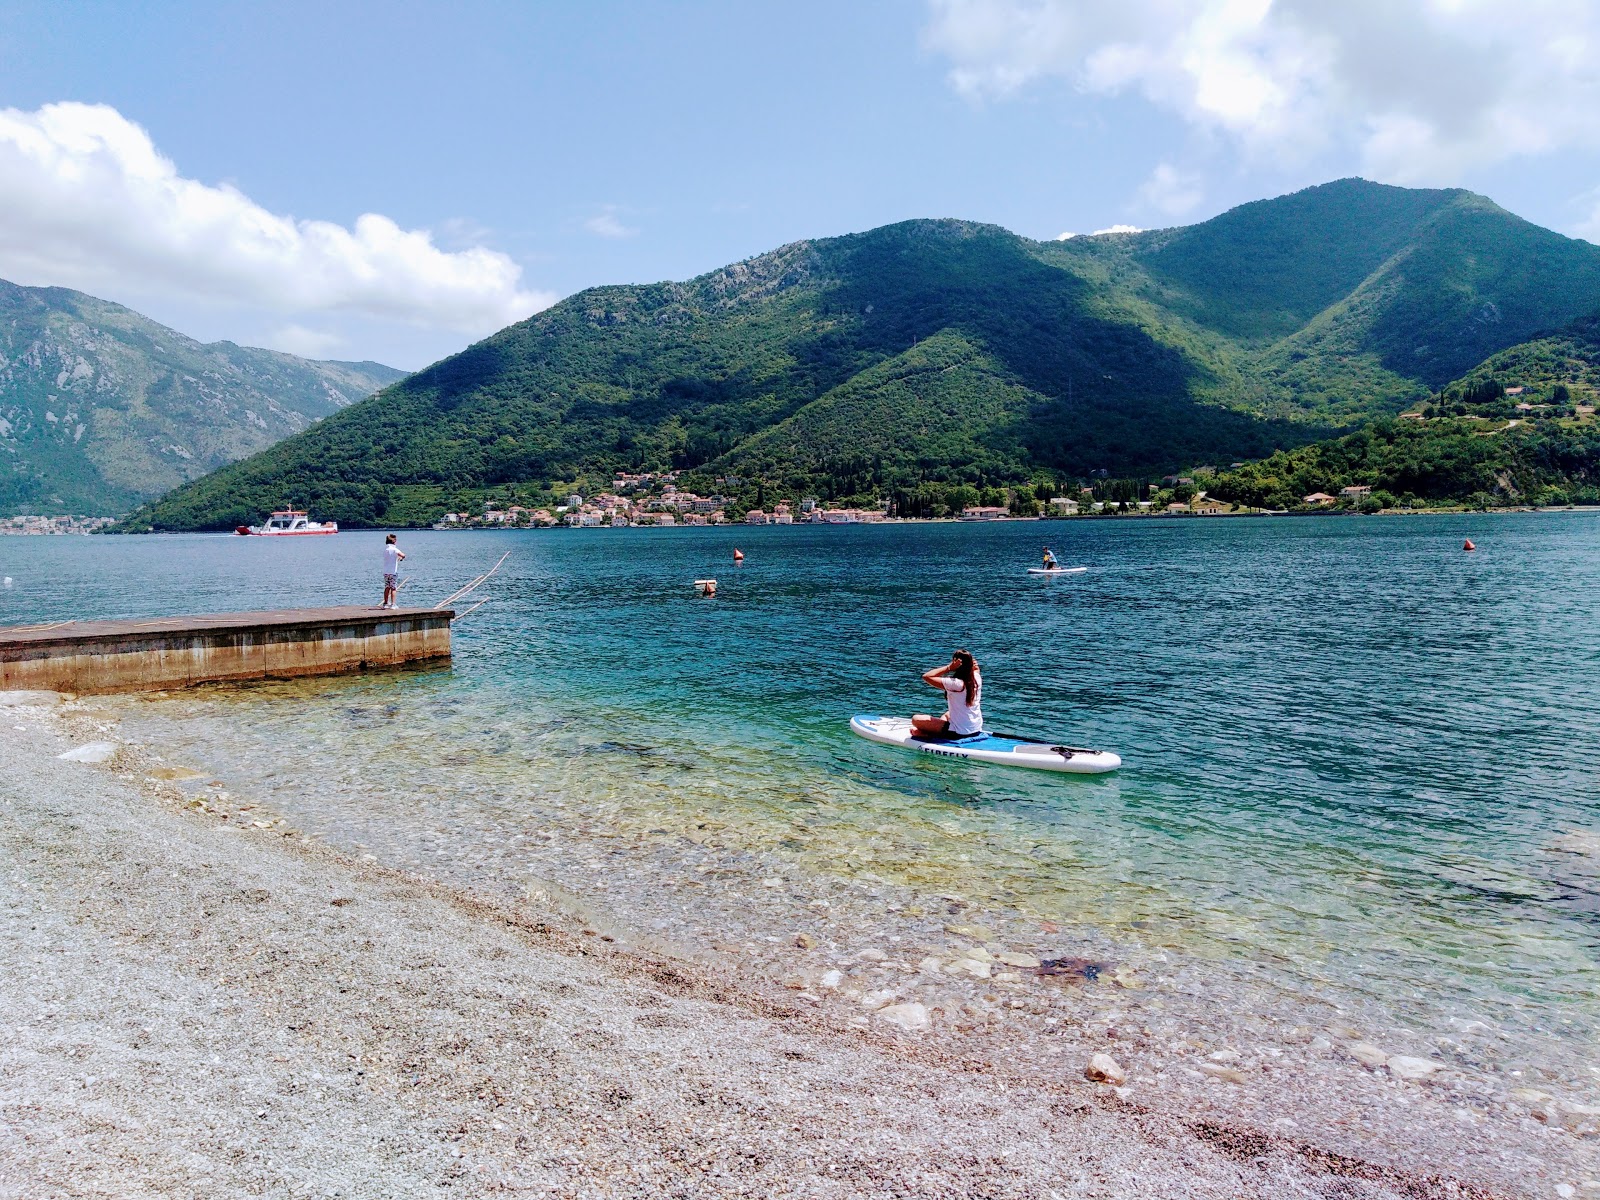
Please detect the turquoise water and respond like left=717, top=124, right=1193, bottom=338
left=6, top=515, right=1600, bottom=1083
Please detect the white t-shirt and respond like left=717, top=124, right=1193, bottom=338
left=940, top=671, right=983, bottom=735
left=383, top=544, right=400, bottom=575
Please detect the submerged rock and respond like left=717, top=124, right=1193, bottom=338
left=877, top=1002, right=929, bottom=1031
left=1085, top=1053, right=1126, bottom=1085
left=1386, top=1055, right=1442, bottom=1081
left=1345, top=1042, right=1389, bottom=1070
left=1038, top=957, right=1109, bottom=982
left=994, top=952, right=1040, bottom=968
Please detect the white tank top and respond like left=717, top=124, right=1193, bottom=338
left=941, top=671, right=983, bottom=735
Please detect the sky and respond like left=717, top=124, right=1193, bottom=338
left=2, top=0, right=1599, bottom=370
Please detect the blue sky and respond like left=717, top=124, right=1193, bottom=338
left=2, top=0, right=1598, bottom=369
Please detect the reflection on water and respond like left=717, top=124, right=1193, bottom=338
left=10, top=515, right=1600, bottom=1089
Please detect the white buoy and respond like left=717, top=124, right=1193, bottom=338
left=1, top=577, right=11, bottom=588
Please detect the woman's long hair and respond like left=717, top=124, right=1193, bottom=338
left=950, top=649, right=980, bottom=706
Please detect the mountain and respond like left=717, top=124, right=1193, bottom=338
left=0, top=280, right=407, bottom=515
left=122, top=179, right=1600, bottom=530
left=1207, top=312, right=1600, bottom=509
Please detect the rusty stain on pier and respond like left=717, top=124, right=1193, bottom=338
left=0, top=606, right=455, bottom=694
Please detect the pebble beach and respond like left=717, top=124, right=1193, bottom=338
left=2, top=687, right=1595, bottom=1199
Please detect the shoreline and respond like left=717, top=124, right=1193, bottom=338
left=3, top=689, right=1593, bottom=1197
left=96, top=504, right=1600, bottom=535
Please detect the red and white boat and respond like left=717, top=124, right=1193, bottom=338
left=235, top=509, right=339, bottom=536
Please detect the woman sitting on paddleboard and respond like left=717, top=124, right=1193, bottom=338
left=912, top=649, right=983, bottom=739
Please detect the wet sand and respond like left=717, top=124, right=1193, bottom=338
left=0, top=690, right=1591, bottom=1198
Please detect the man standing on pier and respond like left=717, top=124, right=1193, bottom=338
left=382, top=534, right=405, bottom=609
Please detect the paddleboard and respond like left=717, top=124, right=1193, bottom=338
left=850, top=715, right=1120, bottom=774
left=1027, top=566, right=1087, bottom=575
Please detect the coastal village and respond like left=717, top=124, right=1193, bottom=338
left=427, top=470, right=1250, bottom=530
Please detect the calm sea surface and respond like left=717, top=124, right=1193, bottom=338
left=5, top=515, right=1599, bottom=1083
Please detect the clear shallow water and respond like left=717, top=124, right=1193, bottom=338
left=6, top=516, right=1600, bottom=1084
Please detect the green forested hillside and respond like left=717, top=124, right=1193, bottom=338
left=0, top=280, right=405, bottom=515
left=122, top=179, right=1600, bottom=530
left=1207, top=310, right=1600, bottom=508
left=1207, top=417, right=1600, bottom=509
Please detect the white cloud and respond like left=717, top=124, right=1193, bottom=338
left=583, top=207, right=639, bottom=238
left=922, top=0, right=1600, bottom=183
left=265, top=324, right=346, bottom=359
left=1136, top=163, right=1204, bottom=217
left=0, top=102, right=554, bottom=335
left=1056, top=224, right=1145, bottom=238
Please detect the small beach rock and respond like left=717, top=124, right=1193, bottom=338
left=818, top=969, right=843, bottom=990
left=855, top=948, right=888, bottom=962
left=859, top=989, right=896, bottom=1010
left=57, top=741, right=118, bottom=764
left=1198, top=1063, right=1246, bottom=1084
left=793, top=932, right=817, bottom=949
left=993, top=970, right=1022, bottom=983
left=1345, top=1042, right=1389, bottom=1069
left=1085, top=1053, right=1126, bottom=1086
left=994, top=952, right=1040, bottom=968
left=876, top=1002, right=930, bottom=1032
left=916, top=956, right=943, bottom=974
left=948, top=958, right=992, bottom=980
left=1386, top=1055, right=1441, bottom=1081
left=943, top=923, right=993, bottom=940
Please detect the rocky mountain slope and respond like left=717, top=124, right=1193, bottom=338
left=0, top=280, right=405, bottom=515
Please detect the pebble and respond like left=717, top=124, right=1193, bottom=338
left=859, top=989, right=896, bottom=1010
left=57, top=741, right=120, bottom=763
left=948, top=958, right=992, bottom=980
left=1198, top=1063, right=1246, bottom=1085
left=793, top=932, right=817, bottom=949
left=818, top=970, right=843, bottom=990
left=1346, top=1042, right=1389, bottom=1069
left=1085, top=1053, right=1126, bottom=1086
left=916, top=956, right=943, bottom=974
left=876, top=1002, right=929, bottom=1032
left=1386, top=1055, right=1441, bottom=1081
left=855, top=948, right=888, bottom=962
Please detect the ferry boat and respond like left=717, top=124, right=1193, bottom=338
left=234, top=509, right=339, bottom=536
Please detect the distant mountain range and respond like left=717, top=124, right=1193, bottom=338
left=0, top=280, right=405, bottom=515
left=120, top=179, right=1600, bottom=530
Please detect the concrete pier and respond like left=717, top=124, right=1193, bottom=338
left=0, top=607, right=455, bottom=694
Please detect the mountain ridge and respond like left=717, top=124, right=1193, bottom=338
left=0, top=280, right=406, bottom=515
left=119, top=179, right=1600, bottom=529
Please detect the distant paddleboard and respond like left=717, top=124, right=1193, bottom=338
left=850, top=715, right=1120, bottom=774
left=1027, top=566, right=1087, bottom=575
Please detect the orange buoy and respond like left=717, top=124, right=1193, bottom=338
left=1463, top=539, right=1476, bottom=551
left=733, top=548, right=744, bottom=562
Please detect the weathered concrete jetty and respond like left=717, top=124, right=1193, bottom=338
left=0, top=607, right=454, bottom=694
